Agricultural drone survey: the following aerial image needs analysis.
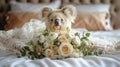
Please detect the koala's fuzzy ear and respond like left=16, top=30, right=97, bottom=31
left=62, top=5, right=76, bottom=18
left=62, top=5, right=77, bottom=23
left=42, top=7, right=53, bottom=18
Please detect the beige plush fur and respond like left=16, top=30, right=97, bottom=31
left=41, top=5, right=76, bottom=32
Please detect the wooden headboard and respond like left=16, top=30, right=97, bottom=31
left=0, top=0, right=120, bottom=29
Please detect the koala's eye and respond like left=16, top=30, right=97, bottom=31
left=51, top=19, right=53, bottom=22
left=61, top=19, right=63, bottom=21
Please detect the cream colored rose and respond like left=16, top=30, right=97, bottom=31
left=58, top=42, right=73, bottom=57
left=50, top=45, right=58, bottom=53
left=58, top=35, right=68, bottom=42
left=44, top=49, right=55, bottom=59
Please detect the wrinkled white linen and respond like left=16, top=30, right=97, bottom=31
left=89, top=30, right=120, bottom=47
left=0, top=19, right=120, bottom=67
left=0, top=49, right=120, bottom=67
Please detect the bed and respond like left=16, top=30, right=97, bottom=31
left=0, top=0, right=120, bottom=67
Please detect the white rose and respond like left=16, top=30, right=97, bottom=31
left=58, top=42, right=73, bottom=57
left=48, top=32, right=58, bottom=41
left=73, top=36, right=81, bottom=46
left=45, top=38, right=54, bottom=46
left=68, top=32, right=75, bottom=39
left=45, top=49, right=55, bottom=59
left=39, top=35, right=45, bottom=43
left=44, top=41, right=51, bottom=48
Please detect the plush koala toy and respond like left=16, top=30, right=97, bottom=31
left=42, top=5, right=77, bottom=33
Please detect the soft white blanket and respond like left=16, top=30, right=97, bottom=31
left=0, top=50, right=120, bottom=67
left=0, top=19, right=120, bottom=67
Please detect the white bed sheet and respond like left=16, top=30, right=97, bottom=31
left=0, top=50, right=120, bottom=67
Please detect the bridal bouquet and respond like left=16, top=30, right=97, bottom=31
left=16, top=30, right=103, bottom=60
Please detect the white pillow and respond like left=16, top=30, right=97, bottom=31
left=76, top=4, right=110, bottom=12
left=10, top=0, right=61, bottom=12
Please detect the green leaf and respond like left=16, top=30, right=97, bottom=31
left=26, top=41, right=34, bottom=46
left=98, top=51, right=103, bottom=55
left=23, top=46, right=30, bottom=51
left=20, top=49, right=26, bottom=56
left=75, top=33, right=79, bottom=36
left=54, top=40, right=61, bottom=46
left=81, top=37, right=87, bottom=41
left=85, top=33, right=90, bottom=37
left=81, top=39, right=87, bottom=45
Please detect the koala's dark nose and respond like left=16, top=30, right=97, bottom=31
left=54, top=19, right=59, bottom=26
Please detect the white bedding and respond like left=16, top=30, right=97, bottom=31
left=0, top=19, right=120, bottom=67
left=0, top=50, right=120, bottom=67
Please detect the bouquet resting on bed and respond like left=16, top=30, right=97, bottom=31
left=17, top=29, right=103, bottom=60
